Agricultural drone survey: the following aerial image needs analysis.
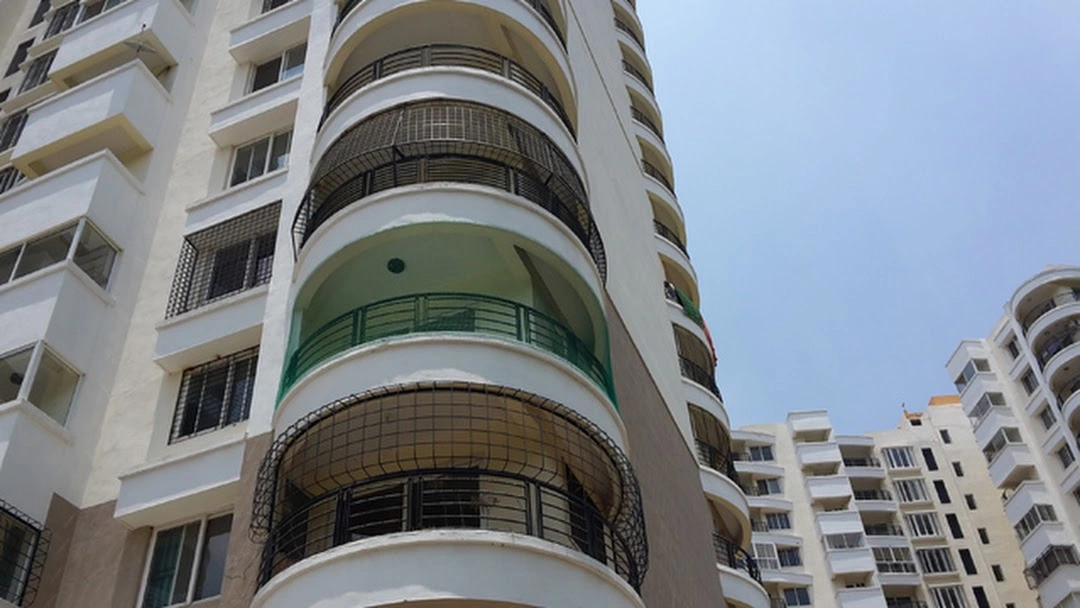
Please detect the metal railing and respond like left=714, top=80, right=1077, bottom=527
left=322, top=44, right=574, bottom=136
left=1057, top=374, right=1080, bottom=405
left=614, top=18, right=644, bottom=48
left=336, top=0, right=566, bottom=47
left=642, top=159, right=674, bottom=192
left=280, top=292, right=615, bottom=403
left=853, top=489, right=893, bottom=501
left=653, top=220, right=688, bottom=255
left=631, top=106, right=662, bottom=140
left=0, top=499, right=49, bottom=607
left=1025, top=544, right=1080, bottom=587
left=695, top=440, right=739, bottom=483
left=877, top=561, right=918, bottom=574
left=864, top=523, right=905, bottom=536
left=843, top=457, right=881, bottom=468
left=1035, top=323, right=1080, bottom=367
left=260, top=469, right=640, bottom=587
left=678, top=355, right=722, bottom=401
left=712, top=534, right=762, bottom=584
left=1022, top=289, right=1080, bottom=332
left=622, top=59, right=653, bottom=92
left=885, top=602, right=928, bottom=608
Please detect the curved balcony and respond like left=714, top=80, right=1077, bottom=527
left=1011, top=267, right=1080, bottom=326
left=1060, top=380, right=1080, bottom=435
left=295, top=100, right=605, bottom=279
left=1035, top=323, right=1080, bottom=381
left=251, top=383, right=648, bottom=602
left=1021, top=289, right=1080, bottom=334
left=654, top=219, right=688, bottom=256
left=335, top=0, right=566, bottom=48
left=614, top=19, right=645, bottom=52
left=713, top=534, right=762, bottom=583
left=631, top=106, right=663, bottom=141
left=321, top=44, right=574, bottom=137
left=281, top=292, right=614, bottom=403
left=714, top=534, right=770, bottom=608
left=643, top=159, right=674, bottom=194
left=680, top=356, right=722, bottom=401
left=623, top=59, right=653, bottom=93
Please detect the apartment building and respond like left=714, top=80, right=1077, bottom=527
left=0, top=0, right=764, bottom=607
left=947, top=265, right=1080, bottom=608
left=735, top=398, right=1038, bottom=608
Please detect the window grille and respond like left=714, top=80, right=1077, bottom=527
left=17, top=51, right=55, bottom=94
left=170, top=346, right=259, bottom=442
left=166, top=203, right=280, bottom=317
left=0, top=499, right=49, bottom=607
left=0, top=112, right=27, bottom=152
left=0, top=167, right=25, bottom=196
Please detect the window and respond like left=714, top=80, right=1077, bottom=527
left=5, top=40, right=32, bottom=78
left=894, top=478, right=930, bottom=503
left=917, top=547, right=956, bottom=574
left=945, top=513, right=963, bottom=539
left=883, top=446, right=917, bottom=469
left=0, top=111, right=28, bottom=152
left=0, top=90, right=7, bottom=103
left=752, top=543, right=779, bottom=570
left=930, top=585, right=967, bottom=608
left=1026, top=545, right=1080, bottom=586
left=825, top=533, right=865, bottom=550
left=30, top=0, right=50, bottom=25
left=992, top=564, right=1004, bottom=581
left=910, top=417, right=922, bottom=426
left=748, top=445, right=773, bottom=461
left=0, top=343, right=80, bottom=425
left=964, top=494, right=977, bottom=510
left=940, top=429, right=952, bottom=444
left=77, top=0, right=125, bottom=23
left=0, top=220, right=118, bottom=289
left=952, top=461, right=964, bottom=476
left=17, top=50, right=54, bottom=94
left=0, top=499, right=47, bottom=605
left=1075, top=487, right=1080, bottom=507
left=1014, top=504, right=1057, bottom=541
left=249, top=44, right=306, bottom=93
left=977, top=528, right=989, bottom=544
left=954, top=358, right=991, bottom=392
left=1021, top=369, right=1037, bottom=395
left=958, top=549, right=977, bottom=575
left=971, top=587, right=989, bottom=608
left=261, top=0, right=290, bottom=13
left=170, top=347, right=258, bottom=442
left=906, top=512, right=941, bottom=537
left=783, top=588, right=811, bottom=606
left=969, top=392, right=1006, bottom=422
left=141, top=514, right=232, bottom=607
left=166, top=203, right=280, bottom=317
left=777, top=547, right=802, bottom=567
left=755, top=478, right=781, bottom=496
left=44, top=3, right=79, bottom=38
left=765, top=512, right=791, bottom=530
left=1056, top=443, right=1076, bottom=469
left=982, top=427, right=1023, bottom=463
left=1006, top=339, right=1020, bottom=359
left=1039, top=406, right=1057, bottom=430
left=923, top=448, right=939, bottom=471
left=874, top=546, right=917, bottom=573
left=0, top=166, right=25, bottom=195
left=934, top=480, right=951, bottom=504
left=230, top=130, right=291, bottom=186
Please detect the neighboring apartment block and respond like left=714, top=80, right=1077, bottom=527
left=0, top=0, right=766, bottom=607
left=947, top=265, right=1080, bottom=608
left=735, top=398, right=1039, bottom=608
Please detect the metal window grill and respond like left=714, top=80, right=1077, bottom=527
left=166, top=202, right=280, bottom=317
left=44, top=4, right=79, bottom=39
left=170, top=346, right=259, bottom=443
left=0, top=499, right=49, bottom=607
left=295, top=100, right=605, bottom=280
left=0, top=167, right=25, bottom=196
left=17, top=51, right=55, bottom=94
left=322, top=44, right=574, bottom=137
left=251, top=382, right=647, bottom=590
left=0, top=112, right=27, bottom=153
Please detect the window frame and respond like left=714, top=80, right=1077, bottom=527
left=0, top=218, right=120, bottom=291
left=137, top=512, right=233, bottom=608
left=783, top=587, right=811, bottom=606
left=248, top=43, right=306, bottom=94
left=228, top=130, right=292, bottom=187
left=905, top=511, right=942, bottom=538
left=883, top=446, right=917, bottom=469
left=894, top=478, right=930, bottom=503
left=170, top=346, right=259, bottom=443
left=917, top=547, right=957, bottom=574
left=0, top=341, right=81, bottom=426
left=930, top=584, right=968, bottom=608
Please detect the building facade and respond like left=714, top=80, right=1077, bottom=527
left=735, top=398, right=1039, bottom=608
left=947, top=265, right=1080, bottom=608
left=0, top=1, right=763, bottom=607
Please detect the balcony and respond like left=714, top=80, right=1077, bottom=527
left=843, top=457, right=885, bottom=479
left=631, top=106, right=662, bottom=141
left=48, top=0, right=192, bottom=87
left=642, top=159, right=673, bottom=193
left=713, top=534, right=770, bottom=608
left=280, top=292, right=615, bottom=404
left=208, top=74, right=300, bottom=147
left=1025, top=546, right=1080, bottom=608
left=296, top=99, right=604, bottom=279
left=788, top=410, right=832, bottom=439
left=623, top=59, right=653, bottom=93
left=854, top=490, right=897, bottom=513
left=797, top=441, right=842, bottom=467
left=987, top=444, right=1036, bottom=488
left=835, top=588, right=887, bottom=608
left=827, top=547, right=877, bottom=575
left=1062, top=386, right=1080, bottom=438
left=806, top=475, right=853, bottom=506
left=1035, top=323, right=1080, bottom=377
left=251, top=383, right=646, bottom=607
left=865, top=523, right=905, bottom=537
left=228, top=0, right=312, bottom=64
left=12, top=61, right=168, bottom=177
left=1020, top=521, right=1075, bottom=564
left=653, top=219, right=687, bottom=257
left=1020, top=286, right=1080, bottom=333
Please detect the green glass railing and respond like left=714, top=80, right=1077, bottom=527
left=280, top=292, right=616, bottom=405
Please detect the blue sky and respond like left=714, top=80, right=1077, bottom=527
left=636, top=1, right=1080, bottom=432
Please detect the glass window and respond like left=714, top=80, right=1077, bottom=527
left=1039, top=406, right=1057, bottom=430
left=931, top=585, right=968, bottom=608
left=917, top=547, right=956, bottom=574
left=992, top=564, right=1004, bottom=581
left=945, top=513, right=963, bottom=539
left=1015, top=504, right=1057, bottom=541
left=906, top=512, right=941, bottom=537
left=5, top=41, right=32, bottom=78
left=0, top=501, right=44, bottom=604
left=752, top=543, right=779, bottom=570
left=1006, top=339, right=1020, bottom=359
left=922, top=447, right=938, bottom=470
left=784, top=588, right=811, bottom=606
left=894, top=478, right=929, bottom=503
left=0, top=166, right=25, bottom=195
left=940, top=429, right=952, bottom=444
left=825, top=533, right=864, bottom=550
left=141, top=514, right=232, bottom=608
left=978, top=528, right=989, bottom=544
left=72, top=223, right=118, bottom=288
left=952, top=461, right=964, bottom=476
left=971, top=587, right=989, bottom=608
left=0, top=247, right=19, bottom=286
left=964, top=494, right=977, bottom=510
left=249, top=44, right=305, bottom=93
left=765, top=512, right=790, bottom=530
left=748, top=445, right=773, bottom=461
left=0, top=111, right=27, bottom=152
left=28, top=348, right=79, bottom=425
left=755, top=478, right=781, bottom=495
left=18, top=51, right=55, bottom=94
left=934, top=480, right=951, bottom=504
left=13, top=225, right=76, bottom=280
left=874, top=546, right=916, bottom=573
left=954, top=358, right=991, bottom=392
left=261, top=0, right=289, bottom=13
left=1021, top=370, right=1037, bottom=395
left=777, top=547, right=801, bottom=567
left=171, top=347, right=258, bottom=442
left=230, top=131, right=291, bottom=186
left=883, top=446, right=917, bottom=469
left=959, top=549, right=977, bottom=575
left=30, top=0, right=50, bottom=25
left=0, top=347, right=32, bottom=404
left=1057, top=444, right=1076, bottom=469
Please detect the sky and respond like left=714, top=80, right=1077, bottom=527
left=636, top=1, right=1080, bottom=433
